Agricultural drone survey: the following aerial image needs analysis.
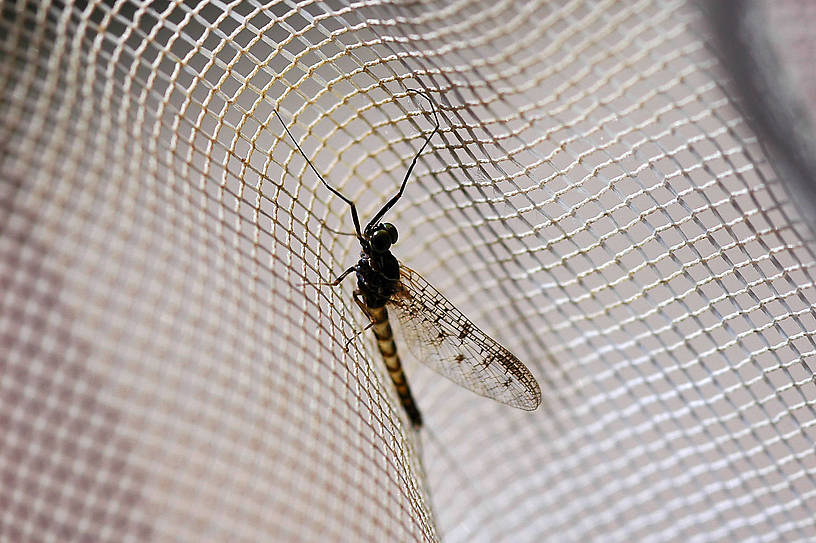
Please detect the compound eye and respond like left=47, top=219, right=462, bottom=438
left=381, top=223, right=398, bottom=244
left=370, top=228, right=393, bottom=253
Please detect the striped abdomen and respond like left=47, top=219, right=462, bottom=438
left=367, top=305, right=423, bottom=427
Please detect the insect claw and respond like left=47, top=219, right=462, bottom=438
left=343, top=321, right=374, bottom=352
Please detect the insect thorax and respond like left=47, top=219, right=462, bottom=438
left=356, top=251, right=400, bottom=308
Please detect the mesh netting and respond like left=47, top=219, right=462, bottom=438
left=2, top=1, right=816, bottom=541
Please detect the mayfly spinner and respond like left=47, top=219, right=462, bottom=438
left=274, top=89, right=541, bottom=427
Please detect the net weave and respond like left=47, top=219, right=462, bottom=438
left=2, top=1, right=816, bottom=542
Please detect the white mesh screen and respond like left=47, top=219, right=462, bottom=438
left=2, top=1, right=816, bottom=541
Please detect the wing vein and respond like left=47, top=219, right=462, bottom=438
left=387, top=265, right=541, bottom=410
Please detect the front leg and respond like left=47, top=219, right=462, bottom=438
left=302, top=265, right=357, bottom=288
left=330, top=265, right=357, bottom=287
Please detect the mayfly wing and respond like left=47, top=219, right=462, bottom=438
left=387, top=265, right=541, bottom=410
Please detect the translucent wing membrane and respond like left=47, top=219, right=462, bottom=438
left=387, top=266, right=541, bottom=410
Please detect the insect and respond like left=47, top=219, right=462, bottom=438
left=273, top=89, right=541, bottom=427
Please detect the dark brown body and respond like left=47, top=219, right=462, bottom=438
left=354, top=237, right=423, bottom=427
left=366, top=305, right=422, bottom=427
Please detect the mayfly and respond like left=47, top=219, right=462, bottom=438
left=273, top=89, right=541, bottom=427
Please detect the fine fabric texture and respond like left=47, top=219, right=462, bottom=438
left=2, top=1, right=816, bottom=542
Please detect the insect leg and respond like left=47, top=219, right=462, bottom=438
left=328, top=265, right=357, bottom=286
left=343, top=322, right=374, bottom=352
left=301, top=265, right=356, bottom=288
left=350, top=289, right=366, bottom=314
left=343, top=291, right=375, bottom=352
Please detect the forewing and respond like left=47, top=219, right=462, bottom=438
left=387, top=265, right=541, bottom=410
